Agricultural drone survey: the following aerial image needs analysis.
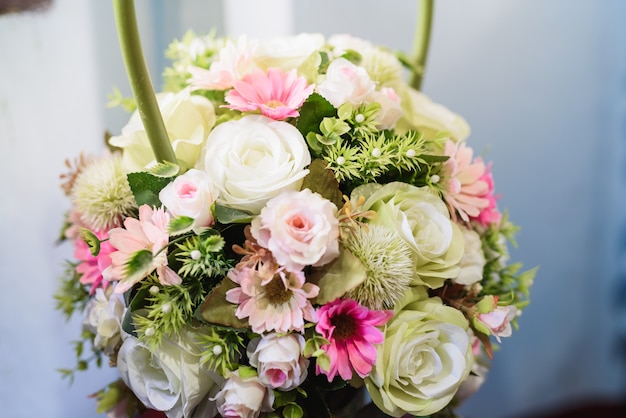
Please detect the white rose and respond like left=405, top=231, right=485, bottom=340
left=83, top=288, right=125, bottom=356
left=250, top=189, right=339, bottom=272
left=453, top=227, right=486, bottom=286
left=117, top=330, right=220, bottom=418
left=110, top=88, right=216, bottom=172
left=201, top=115, right=311, bottom=214
left=158, top=169, right=218, bottom=232
left=317, top=58, right=376, bottom=108
left=365, top=287, right=473, bottom=417
left=247, top=333, right=309, bottom=391
left=214, top=371, right=274, bottom=418
left=254, top=33, right=324, bottom=71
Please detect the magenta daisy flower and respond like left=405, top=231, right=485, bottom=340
left=225, top=68, right=314, bottom=120
left=315, top=298, right=392, bottom=381
left=226, top=262, right=319, bottom=333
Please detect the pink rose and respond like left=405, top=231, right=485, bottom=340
left=250, top=189, right=340, bottom=272
left=477, top=305, right=517, bottom=342
left=214, top=371, right=274, bottom=418
left=370, top=87, right=403, bottom=130
left=247, top=333, right=309, bottom=391
left=158, top=169, right=218, bottom=232
left=317, top=58, right=375, bottom=107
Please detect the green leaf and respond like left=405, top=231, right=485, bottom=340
left=148, top=161, right=180, bottom=178
left=214, top=204, right=254, bottom=224
left=301, top=159, right=344, bottom=208
left=78, top=227, right=101, bottom=256
left=308, top=246, right=367, bottom=305
left=296, top=93, right=336, bottom=138
left=237, top=365, right=258, bottom=378
left=169, top=215, right=195, bottom=235
left=283, top=403, right=304, bottom=418
left=340, top=49, right=362, bottom=65
left=121, top=286, right=150, bottom=337
left=127, top=172, right=173, bottom=207
left=95, top=385, right=123, bottom=414
left=419, top=154, right=450, bottom=164
left=198, top=279, right=250, bottom=329
left=122, top=249, right=154, bottom=286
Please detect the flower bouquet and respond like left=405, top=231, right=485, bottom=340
left=56, top=1, right=535, bottom=417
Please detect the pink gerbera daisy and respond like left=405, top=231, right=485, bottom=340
left=473, top=162, right=502, bottom=226
left=315, top=298, right=392, bottom=381
left=442, top=140, right=490, bottom=223
left=225, top=261, right=319, bottom=333
left=104, top=205, right=181, bottom=294
left=224, top=68, right=314, bottom=120
left=74, top=228, right=114, bottom=294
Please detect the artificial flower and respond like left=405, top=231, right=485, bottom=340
left=213, top=370, right=274, bottom=418
left=365, top=287, right=474, bottom=417
left=442, top=140, right=490, bottom=223
left=254, top=33, right=325, bottom=73
left=105, top=205, right=181, bottom=293
left=225, top=68, right=314, bottom=120
left=476, top=304, right=518, bottom=342
left=474, top=161, right=502, bottom=226
left=74, top=228, right=114, bottom=293
left=109, top=88, right=216, bottom=172
left=316, top=298, right=392, bottom=381
left=452, top=226, right=486, bottom=286
left=247, top=333, right=309, bottom=391
left=370, top=87, right=403, bottom=130
left=250, top=189, right=340, bottom=272
left=83, top=288, right=125, bottom=356
left=317, top=58, right=376, bottom=108
left=200, top=115, right=311, bottom=214
left=158, top=168, right=218, bottom=232
left=226, top=263, right=319, bottom=333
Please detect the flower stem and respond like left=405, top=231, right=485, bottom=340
left=409, top=0, right=434, bottom=91
left=113, top=0, right=177, bottom=165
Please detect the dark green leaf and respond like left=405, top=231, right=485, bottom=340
left=214, top=204, right=254, bottom=224
left=127, top=172, right=173, bottom=207
left=301, top=159, right=344, bottom=208
left=198, top=279, right=249, bottom=329
left=296, top=93, right=336, bottom=138
left=169, top=215, right=195, bottom=235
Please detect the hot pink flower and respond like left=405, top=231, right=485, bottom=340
left=442, top=140, right=490, bottom=223
left=226, top=261, right=318, bottom=334
left=74, top=228, right=114, bottom=294
left=315, top=298, right=392, bottom=381
left=105, top=205, right=181, bottom=294
left=473, top=161, right=502, bottom=226
left=225, top=68, right=314, bottom=120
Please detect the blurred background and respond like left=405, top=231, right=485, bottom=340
left=1, top=0, right=625, bottom=417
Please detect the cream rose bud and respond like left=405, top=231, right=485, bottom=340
left=317, top=58, right=376, bottom=107
left=201, top=115, right=311, bottom=214
left=117, top=330, right=220, bottom=418
left=83, top=288, right=125, bottom=356
left=370, top=87, right=403, bottom=130
left=453, top=227, right=486, bottom=286
left=158, top=169, right=218, bottom=231
left=109, top=88, right=216, bottom=172
left=247, top=333, right=309, bottom=391
left=365, top=287, right=474, bottom=417
left=214, top=371, right=275, bottom=418
left=251, top=189, right=340, bottom=272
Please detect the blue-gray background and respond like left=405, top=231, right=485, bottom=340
left=1, top=1, right=624, bottom=417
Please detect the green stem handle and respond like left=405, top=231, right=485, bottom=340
left=410, top=0, right=434, bottom=91
left=113, top=0, right=177, bottom=165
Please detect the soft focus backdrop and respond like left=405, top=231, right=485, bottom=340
left=1, top=1, right=625, bottom=417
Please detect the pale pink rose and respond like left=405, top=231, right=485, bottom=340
left=477, top=305, right=517, bottom=342
left=188, top=36, right=257, bottom=91
left=442, top=140, right=490, bottom=223
left=213, top=371, right=274, bottom=418
left=250, top=189, right=339, bottom=272
left=158, top=169, right=218, bottom=232
left=317, top=58, right=375, bottom=107
left=369, top=87, right=403, bottom=130
left=247, top=333, right=309, bottom=391
left=225, top=68, right=314, bottom=120
left=105, top=205, right=181, bottom=293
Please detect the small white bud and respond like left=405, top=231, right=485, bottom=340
left=430, top=174, right=440, bottom=184
left=355, top=114, right=365, bottom=123
left=162, top=303, right=172, bottom=314
left=372, top=148, right=382, bottom=158
left=190, top=250, right=202, bottom=260
left=212, top=345, right=223, bottom=355
left=406, top=149, right=416, bottom=158
left=149, top=285, right=160, bottom=295
left=336, top=156, right=346, bottom=165
left=145, top=327, right=155, bottom=337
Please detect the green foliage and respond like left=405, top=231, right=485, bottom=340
left=176, top=232, right=233, bottom=280
left=54, top=261, right=90, bottom=320
left=77, top=227, right=101, bottom=256
left=197, top=327, right=245, bottom=375
left=106, top=86, right=136, bottom=112
left=122, top=249, right=154, bottom=287
left=148, top=161, right=180, bottom=178
left=57, top=330, right=104, bottom=385
left=169, top=216, right=195, bottom=236
left=126, top=172, right=173, bottom=207
left=300, top=159, right=344, bottom=208
left=214, top=204, right=254, bottom=224
left=296, top=93, right=337, bottom=151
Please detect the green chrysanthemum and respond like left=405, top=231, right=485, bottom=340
left=344, top=224, right=413, bottom=310
left=71, top=155, right=136, bottom=230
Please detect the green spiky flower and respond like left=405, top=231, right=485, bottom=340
left=71, top=155, right=136, bottom=230
left=344, top=224, right=414, bottom=310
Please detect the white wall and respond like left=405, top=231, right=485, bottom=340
left=1, top=1, right=624, bottom=417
